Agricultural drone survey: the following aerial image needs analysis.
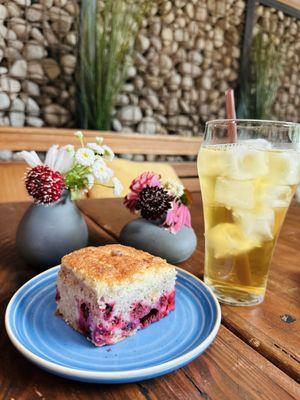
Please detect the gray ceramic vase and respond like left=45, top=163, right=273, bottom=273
left=16, top=191, right=88, bottom=270
left=119, top=218, right=197, bottom=264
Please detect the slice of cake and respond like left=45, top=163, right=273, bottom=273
left=56, top=244, right=176, bottom=346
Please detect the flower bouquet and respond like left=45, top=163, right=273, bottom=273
left=120, top=172, right=197, bottom=263
left=16, top=132, right=123, bottom=269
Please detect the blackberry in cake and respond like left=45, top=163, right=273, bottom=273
left=56, top=244, right=176, bottom=346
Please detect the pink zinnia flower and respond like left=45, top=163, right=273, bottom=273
left=124, top=191, right=139, bottom=213
left=164, top=201, right=192, bottom=234
left=130, top=172, right=161, bottom=194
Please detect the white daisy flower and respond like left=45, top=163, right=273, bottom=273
left=112, top=177, right=123, bottom=196
left=92, top=159, right=114, bottom=184
left=84, top=174, right=95, bottom=190
left=163, top=178, right=184, bottom=198
left=96, top=136, right=104, bottom=145
left=74, top=130, right=84, bottom=139
left=75, top=147, right=95, bottom=166
left=102, top=145, right=114, bottom=161
left=87, top=142, right=104, bottom=154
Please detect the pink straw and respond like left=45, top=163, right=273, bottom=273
left=225, top=89, right=237, bottom=142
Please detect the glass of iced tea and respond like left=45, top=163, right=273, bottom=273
left=198, top=120, right=300, bottom=306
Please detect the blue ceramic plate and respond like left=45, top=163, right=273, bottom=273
left=5, top=266, right=221, bottom=383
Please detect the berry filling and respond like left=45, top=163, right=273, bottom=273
left=103, top=303, right=114, bottom=320
left=140, top=308, right=159, bottom=328
left=81, top=290, right=175, bottom=346
left=78, top=302, right=91, bottom=336
left=55, top=288, right=60, bottom=302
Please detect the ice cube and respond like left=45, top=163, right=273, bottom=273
left=233, top=208, right=274, bottom=242
left=260, top=184, right=292, bottom=208
left=207, top=223, right=260, bottom=259
left=241, top=139, right=273, bottom=150
left=267, top=150, right=300, bottom=185
left=226, top=145, right=269, bottom=180
left=215, top=177, right=255, bottom=209
left=198, top=146, right=229, bottom=176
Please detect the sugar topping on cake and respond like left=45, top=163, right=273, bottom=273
left=62, top=244, right=173, bottom=287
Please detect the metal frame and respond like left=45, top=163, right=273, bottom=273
left=238, top=0, right=300, bottom=105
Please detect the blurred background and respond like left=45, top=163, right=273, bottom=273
left=0, top=0, right=299, bottom=163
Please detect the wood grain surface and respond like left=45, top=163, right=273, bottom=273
left=0, top=200, right=299, bottom=400
left=78, top=196, right=300, bottom=382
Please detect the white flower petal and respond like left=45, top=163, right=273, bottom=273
left=112, top=177, right=123, bottom=196
left=87, top=142, right=104, bottom=154
left=75, top=147, right=95, bottom=166
left=18, top=150, right=42, bottom=167
left=45, top=145, right=59, bottom=169
left=84, top=174, right=95, bottom=189
left=102, top=145, right=114, bottom=161
left=92, top=159, right=113, bottom=183
left=54, top=145, right=74, bottom=173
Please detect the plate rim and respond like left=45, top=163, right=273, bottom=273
left=5, top=265, right=221, bottom=380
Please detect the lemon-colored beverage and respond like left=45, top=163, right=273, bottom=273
left=198, top=143, right=300, bottom=305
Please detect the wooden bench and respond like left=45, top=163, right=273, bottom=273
left=0, top=127, right=202, bottom=202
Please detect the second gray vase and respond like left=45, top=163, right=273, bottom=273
left=119, top=217, right=197, bottom=264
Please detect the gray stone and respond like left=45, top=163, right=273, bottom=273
left=112, top=118, right=122, bottom=132
left=42, top=58, right=61, bottom=79
left=9, top=111, right=25, bottom=127
left=61, top=54, right=76, bottom=74
left=22, top=80, right=40, bottom=96
left=117, top=105, right=142, bottom=124
left=23, top=43, right=45, bottom=60
left=26, top=97, right=40, bottom=115
left=0, top=4, right=7, bottom=19
left=178, top=62, right=201, bottom=78
left=116, top=94, right=129, bottom=107
left=0, top=76, right=21, bottom=93
left=0, top=93, right=10, bottom=110
left=25, top=5, right=43, bottom=22
left=0, top=150, right=13, bottom=161
left=27, top=61, right=44, bottom=80
left=31, top=28, right=44, bottom=43
left=11, top=97, right=25, bottom=112
left=9, top=59, right=27, bottom=78
left=26, top=116, right=44, bottom=127
left=43, top=104, right=70, bottom=126
left=136, top=34, right=150, bottom=53
left=137, top=116, right=157, bottom=135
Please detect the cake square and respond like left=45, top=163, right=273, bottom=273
left=56, top=244, right=176, bottom=346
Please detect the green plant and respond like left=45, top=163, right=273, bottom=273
left=77, top=0, right=152, bottom=130
left=238, top=32, right=283, bottom=120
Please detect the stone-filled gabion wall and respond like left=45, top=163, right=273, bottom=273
left=0, top=1, right=299, bottom=133
left=0, top=0, right=78, bottom=128
left=254, top=4, right=300, bottom=122
left=114, top=0, right=245, bottom=136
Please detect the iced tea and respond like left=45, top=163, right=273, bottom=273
left=198, top=143, right=300, bottom=305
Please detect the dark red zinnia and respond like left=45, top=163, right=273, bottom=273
left=25, top=165, right=65, bottom=204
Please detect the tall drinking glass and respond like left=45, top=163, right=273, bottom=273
left=197, top=120, right=300, bottom=306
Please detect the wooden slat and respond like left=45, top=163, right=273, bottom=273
left=78, top=196, right=300, bottom=382
left=172, top=162, right=198, bottom=177
left=0, top=126, right=202, bottom=155
left=181, top=177, right=200, bottom=192
left=1, top=201, right=299, bottom=399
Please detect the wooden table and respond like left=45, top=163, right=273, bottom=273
left=1, top=195, right=299, bottom=399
